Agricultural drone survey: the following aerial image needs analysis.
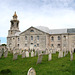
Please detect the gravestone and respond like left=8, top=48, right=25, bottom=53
left=52, top=49, right=56, bottom=54
left=37, top=54, right=43, bottom=64
left=4, top=49, right=8, bottom=58
left=27, top=67, right=36, bottom=75
left=26, top=51, right=29, bottom=57
left=0, top=49, right=2, bottom=58
left=38, top=50, right=42, bottom=56
left=22, top=51, right=26, bottom=58
left=48, top=51, right=52, bottom=61
left=13, top=53, right=18, bottom=60
left=31, top=51, right=34, bottom=57
left=45, top=48, right=48, bottom=54
left=34, top=50, right=37, bottom=56
left=58, top=50, right=63, bottom=58
left=70, top=51, right=73, bottom=61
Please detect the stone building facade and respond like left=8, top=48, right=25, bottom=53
left=7, top=12, right=75, bottom=52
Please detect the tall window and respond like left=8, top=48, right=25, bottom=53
left=37, top=36, right=39, bottom=40
left=64, top=36, right=66, bottom=41
left=25, top=36, right=27, bottom=40
left=11, top=31, right=12, bottom=34
left=18, top=38, right=19, bottom=41
left=51, top=36, right=54, bottom=41
left=37, top=44, right=39, bottom=47
left=31, top=36, right=33, bottom=40
left=51, top=44, right=54, bottom=47
left=58, top=36, right=61, bottom=40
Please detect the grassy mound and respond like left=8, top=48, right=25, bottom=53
left=0, top=52, right=75, bottom=75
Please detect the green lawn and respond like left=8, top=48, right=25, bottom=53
left=0, top=52, right=75, bottom=75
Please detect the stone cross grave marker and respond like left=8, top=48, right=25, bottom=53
left=27, top=67, right=36, bottom=75
left=37, top=54, right=43, bottom=64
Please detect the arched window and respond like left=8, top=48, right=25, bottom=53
left=64, top=36, right=66, bottom=41
left=18, top=38, right=19, bottom=41
left=51, top=36, right=54, bottom=41
left=30, top=30, right=34, bottom=32
left=58, top=36, right=61, bottom=40
left=57, top=44, right=60, bottom=48
left=18, top=44, right=19, bottom=47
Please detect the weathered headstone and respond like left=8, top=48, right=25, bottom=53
left=70, top=51, right=73, bottom=61
left=37, top=54, right=43, bottom=64
left=26, top=51, right=29, bottom=57
left=58, top=50, right=63, bottom=58
left=38, top=50, right=42, bottom=56
left=27, top=67, right=36, bottom=75
left=13, top=53, right=18, bottom=60
left=48, top=51, right=52, bottom=61
left=4, top=49, right=8, bottom=58
left=52, top=49, right=56, bottom=54
left=45, top=48, right=48, bottom=54
left=34, top=50, right=37, bottom=56
left=0, top=49, right=2, bottom=58
left=22, top=51, right=26, bottom=58
left=31, top=51, right=34, bottom=57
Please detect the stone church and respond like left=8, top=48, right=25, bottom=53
left=7, top=12, right=75, bottom=52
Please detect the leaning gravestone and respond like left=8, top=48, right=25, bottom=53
left=37, top=54, right=43, bottom=64
left=0, top=49, right=2, bottom=58
left=26, top=51, right=29, bottom=57
left=4, top=49, right=8, bottom=58
left=31, top=51, right=34, bottom=57
left=27, top=67, right=36, bottom=75
left=22, top=51, right=26, bottom=58
left=48, top=51, right=52, bottom=61
left=13, top=52, right=18, bottom=60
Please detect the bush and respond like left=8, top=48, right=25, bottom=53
left=0, top=69, right=12, bottom=74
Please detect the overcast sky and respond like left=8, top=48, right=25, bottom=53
left=0, top=0, right=75, bottom=37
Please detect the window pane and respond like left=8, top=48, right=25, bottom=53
left=31, top=36, right=33, bottom=40
left=37, top=36, right=39, bottom=40
left=58, top=36, right=61, bottom=40
left=25, top=36, right=27, bottom=40
left=51, top=36, right=54, bottom=41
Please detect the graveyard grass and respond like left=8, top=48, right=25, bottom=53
left=0, top=52, right=75, bottom=75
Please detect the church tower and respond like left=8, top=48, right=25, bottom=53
left=7, top=12, right=20, bottom=51
left=8, top=12, right=20, bottom=36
